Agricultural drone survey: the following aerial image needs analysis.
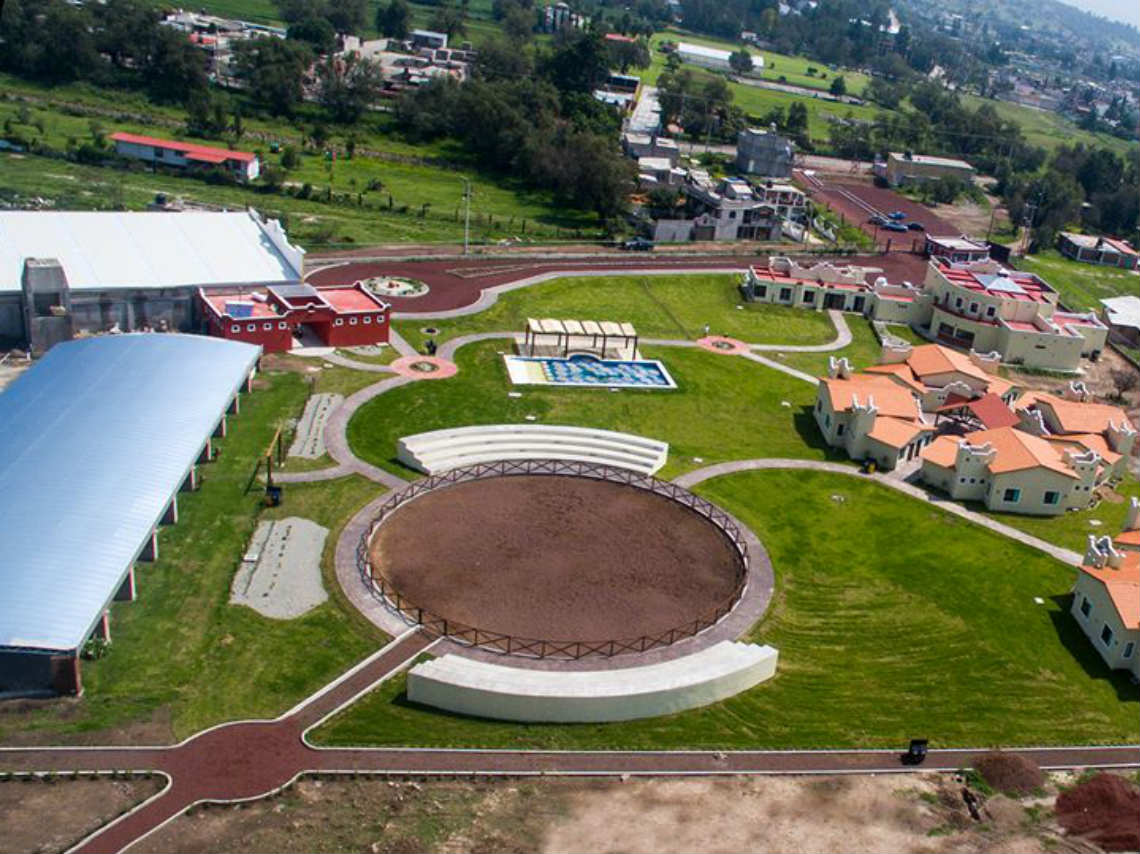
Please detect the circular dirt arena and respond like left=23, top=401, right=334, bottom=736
left=369, top=474, right=745, bottom=650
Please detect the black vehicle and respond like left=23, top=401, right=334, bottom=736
left=621, top=237, right=655, bottom=251
left=907, top=221, right=925, bottom=231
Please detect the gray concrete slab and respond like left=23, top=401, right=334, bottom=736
left=288, top=393, right=343, bottom=459
left=231, top=517, right=330, bottom=619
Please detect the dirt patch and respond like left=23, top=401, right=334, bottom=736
left=132, top=773, right=1101, bottom=854
left=973, top=751, right=1045, bottom=796
left=0, top=776, right=163, bottom=854
left=1055, top=772, right=1140, bottom=852
left=924, top=195, right=1010, bottom=239
left=370, top=475, right=743, bottom=647
left=0, top=702, right=175, bottom=747
left=1001, top=345, right=1140, bottom=430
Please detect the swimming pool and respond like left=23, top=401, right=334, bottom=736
left=504, top=354, right=677, bottom=389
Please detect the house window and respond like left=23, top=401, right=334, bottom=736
left=803, top=290, right=815, bottom=304
left=955, top=297, right=964, bottom=309
left=278, top=321, right=288, bottom=329
left=1080, top=596, right=1091, bottom=618
left=1124, top=642, right=1135, bottom=659
left=836, top=423, right=845, bottom=436
left=986, top=306, right=996, bottom=317
left=246, top=323, right=256, bottom=332
left=779, top=287, right=792, bottom=302
left=1043, top=490, right=1060, bottom=505
left=1100, top=624, right=1114, bottom=646
left=969, top=302, right=979, bottom=314
left=824, top=413, right=831, bottom=428
left=263, top=322, right=272, bottom=331
left=1002, top=487, right=1021, bottom=503
left=334, top=318, right=344, bottom=326
left=959, top=477, right=966, bottom=484
left=756, top=285, right=768, bottom=299
left=230, top=324, right=240, bottom=334
left=816, top=400, right=822, bottom=412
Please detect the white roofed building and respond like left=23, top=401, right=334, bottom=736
left=0, top=209, right=304, bottom=353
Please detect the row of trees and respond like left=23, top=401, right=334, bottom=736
left=395, top=30, right=635, bottom=223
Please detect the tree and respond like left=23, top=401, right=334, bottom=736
left=474, top=36, right=535, bottom=82
left=1110, top=368, right=1138, bottom=401
left=829, top=75, right=846, bottom=96
left=95, top=0, right=161, bottom=70
left=785, top=101, right=809, bottom=146
left=288, top=17, right=336, bottom=53
left=233, top=37, right=312, bottom=116
left=429, top=0, right=468, bottom=40
left=502, top=6, right=535, bottom=41
left=728, top=49, right=752, bottom=75
left=376, top=0, right=411, bottom=38
left=316, top=53, right=384, bottom=123
left=544, top=30, right=609, bottom=93
left=325, top=0, right=367, bottom=34
left=146, top=26, right=208, bottom=103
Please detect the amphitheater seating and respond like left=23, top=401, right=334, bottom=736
left=396, top=424, right=669, bottom=476
left=406, top=641, right=779, bottom=723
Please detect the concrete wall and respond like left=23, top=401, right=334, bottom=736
left=406, top=643, right=779, bottom=723
left=986, top=469, right=1077, bottom=516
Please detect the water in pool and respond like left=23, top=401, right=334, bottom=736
left=504, top=354, right=677, bottom=388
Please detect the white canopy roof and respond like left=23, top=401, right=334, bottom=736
left=0, top=210, right=304, bottom=294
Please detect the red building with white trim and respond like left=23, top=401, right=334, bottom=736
left=200, top=283, right=390, bottom=352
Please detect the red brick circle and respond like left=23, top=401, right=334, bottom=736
left=697, top=336, right=751, bottom=355
left=390, top=355, right=458, bottom=379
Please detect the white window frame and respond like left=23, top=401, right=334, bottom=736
left=334, top=318, right=344, bottom=326
left=278, top=321, right=288, bottom=330
left=230, top=324, right=240, bottom=333
left=349, top=317, right=358, bottom=325
left=363, top=315, right=371, bottom=324
left=263, top=322, right=273, bottom=331
left=246, top=323, right=256, bottom=333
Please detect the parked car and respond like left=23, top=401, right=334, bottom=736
left=882, top=222, right=908, bottom=233
left=907, top=221, right=925, bottom=231
left=888, top=210, right=906, bottom=220
left=621, top=237, right=655, bottom=251
left=868, top=215, right=887, bottom=226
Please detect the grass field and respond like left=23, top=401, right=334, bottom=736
left=0, top=371, right=386, bottom=745
left=778, top=315, right=883, bottom=377
left=1012, top=249, right=1139, bottom=313
left=958, top=93, right=1136, bottom=159
left=393, top=274, right=839, bottom=351
left=312, top=467, right=1138, bottom=749
left=346, top=340, right=837, bottom=480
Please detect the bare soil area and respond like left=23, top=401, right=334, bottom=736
left=0, top=776, right=163, bottom=854
left=924, top=195, right=1011, bottom=240
left=371, top=475, right=743, bottom=645
left=132, top=773, right=1122, bottom=854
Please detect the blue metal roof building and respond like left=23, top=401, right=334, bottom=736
left=0, top=334, right=260, bottom=695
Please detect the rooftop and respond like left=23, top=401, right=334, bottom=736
left=888, top=152, right=974, bottom=170
left=0, top=335, right=261, bottom=653
left=1079, top=550, right=1139, bottom=630
left=110, top=132, right=257, bottom=163
left=1062, top=232, right=1138, bottom=256
left=1102, top=295, right=1140, bottom=331
left=936, top=261, right=1056, bottom=304
left=0, top=210, right=303, bottom=294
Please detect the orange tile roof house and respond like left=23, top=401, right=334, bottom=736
left=1014, top=388, right=1136, bottom=479
left=813, top=366, right=934, bottom=471
left=111, top=132, right=261, bottom=181
left=1072, top=506, right=1140, bottom=679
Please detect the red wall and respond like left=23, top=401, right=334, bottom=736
left=323, top=311, right=390, bottom=347
left=207, top=313, right=294, bottom=352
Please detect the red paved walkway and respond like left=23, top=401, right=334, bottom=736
left=304, top=253, right=931, bottom=315
left=0, top=625, right=1136, bottom=853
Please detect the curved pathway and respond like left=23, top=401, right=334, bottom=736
left=675, top=459, right=1084, bottom=566
left=321, top=352, right=395, bottom=374
left=7, top=267, right=1128, bottom=853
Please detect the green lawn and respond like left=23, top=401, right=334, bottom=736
left=778, top=315, right=884, bottom=378
left=958, top=94, right=1137, bottom=159
left=312, top=468, right=1138, bottom=749
left=979, top=477, right=1140, bottom=555
left=0, top=372, right=385, bottom=745
left=393, top=274, right=839, bottom=351
left=346, top=340, right=838, bottom=481
left=1012, top=249, right=1139, bottom=313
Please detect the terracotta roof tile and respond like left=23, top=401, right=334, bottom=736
left=867, top=416, right=933, bottom=448
left=906, top=344, right=990, bottom=383
left=920, top=435, right=960, bottom=468
left=1079, top=551, right=1140, bottom=629
left=821, top=374, right=923, bottom=420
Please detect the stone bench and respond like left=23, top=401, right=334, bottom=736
left=406, top=641, right=779, bottom=723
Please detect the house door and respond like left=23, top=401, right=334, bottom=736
left=824, top=293, right=846, bottom=310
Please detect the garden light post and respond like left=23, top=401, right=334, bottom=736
left=462, top=178, right=472, bottom=256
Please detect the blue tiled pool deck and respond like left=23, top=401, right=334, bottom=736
left=504, top=354, right=677, bottom=389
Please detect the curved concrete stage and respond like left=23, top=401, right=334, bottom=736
left=406, top=641, right=778, bottom=723
left=397, top=424, right=669, bottom=476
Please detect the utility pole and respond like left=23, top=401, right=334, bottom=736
left=461, top=178, right=471, bottom=256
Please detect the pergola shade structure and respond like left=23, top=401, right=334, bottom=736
left=523, top=318, right=639, bottom=359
